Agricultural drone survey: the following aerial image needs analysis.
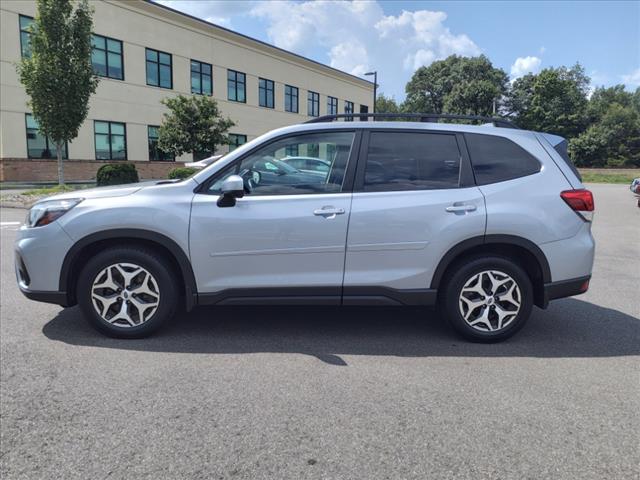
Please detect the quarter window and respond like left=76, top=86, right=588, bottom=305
left=91, top=34, right=123, bottom=80
left=208, top=131, right=355, bottom=196
left=19, top=15, right=34, bottom=58
left=25, top=114, right=68, bottom=159
left=285, top=85, right=298, bottom=113
left=259, top=78, right=274, bottom=108
left=147, top=126, right=174, bottom=161
left=363, top=132, right=461, bottom=192
left=307, top=91, right=319, bottom=117
left=229, top=134, right=247, bottom=151
left=465, top=133, right=541, bottom=185
left=327, top=96, right=338, bottom=115
left=146, top=48, right=172, bottom=89
left=344, top=101, right=354, bottom=121
left=191, top=60, right=212, bottom=95
left=94, top=121, right=127, bottom=160
left=227, top=70, right=246, bottom=102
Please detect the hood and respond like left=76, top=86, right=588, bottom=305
left=45, top=181, right=167, bottom=201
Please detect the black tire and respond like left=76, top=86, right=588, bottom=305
left=439, top=255, right=533, bottom=343
left=77, top=246, right=178, bottom=338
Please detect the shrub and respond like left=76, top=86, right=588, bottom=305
left=96, top=163, right=139, bottom=186
left=168, top=167, right=198, bottom=180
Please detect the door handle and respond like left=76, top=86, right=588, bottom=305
left=446, top=204, right=477, bottom=213
left=313, top=206, right=345, bottom=218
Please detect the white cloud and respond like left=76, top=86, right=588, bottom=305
left=510, top=56, right=542, bottom=78
left=621, top=68, right=640, bottom=88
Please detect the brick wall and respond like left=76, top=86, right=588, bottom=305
left=0, top=158, right=185, bottom=182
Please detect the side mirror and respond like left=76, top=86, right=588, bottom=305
left=217, top=175, right=245, bottom=207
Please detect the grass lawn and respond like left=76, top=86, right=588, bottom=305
left=22, top=184, right=88, bottom=196
left=579, top=169, right=639, bottom=184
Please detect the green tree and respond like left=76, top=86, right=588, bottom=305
left=375, top=94, right=401, bottom=116
left=585, top=85, right=634, bottom=123
left=17, top=0, right=98, bottom=185
left=403, top=55, right=508, bottom=116
left=506, top=64, right=590, bottom=138
left=158, top=95, right=235, bottom=159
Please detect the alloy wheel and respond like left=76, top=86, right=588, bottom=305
left=458, top=270, right=521, bottom=332
left=90, top=263, right=160, bottom=327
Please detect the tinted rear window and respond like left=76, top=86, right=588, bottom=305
left=363, top=132, right=461, bottom=192
left=465, top=133, right=540, bottom=185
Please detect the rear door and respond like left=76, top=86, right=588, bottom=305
left=343, top=129, right=486, bottom=303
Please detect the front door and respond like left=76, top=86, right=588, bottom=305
left=190, top=130, right=358, bottom=303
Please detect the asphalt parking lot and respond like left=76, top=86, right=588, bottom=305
left=1, top=183, right=638, bottom=479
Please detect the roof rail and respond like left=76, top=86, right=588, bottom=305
left=305, top=113, right=519, bottom=129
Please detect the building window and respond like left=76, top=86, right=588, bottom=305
left=91, top=34, right=123, bottom=80
left=146, top=48, right=172, bottom=89
left=285, top=85, right=298, bottom=113
left=227, top=70, right=246, bottom=103
left=25, top=114, right=68, bottom=159
left=229, top=134, right=247, bottom=151
left=345, top=101, right=354, bottom=121
left=307, top=91, right=319, bottom=117
left=327, top=96, right=338, bottom=115
left=285, top=144, right=299, bottom=157
left=191, top=60, right=212, bottom=96
left=94, top=121, right=126, bottom=160
left=19, top=15, right=34, bottom=58
left=359, top=104, right=369, bottom=121
left=147, top=126, right=174, bottom=161
left=259, top=78, right=275, bottom=108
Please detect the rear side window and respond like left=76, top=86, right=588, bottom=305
left=465, top=133, right=540, bottom=185
left=363, top=132, right=461, bottom=192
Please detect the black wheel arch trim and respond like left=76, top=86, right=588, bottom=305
left=59, top=229, right=198, bottom=310
left=430, top=234, right=552, bottom=289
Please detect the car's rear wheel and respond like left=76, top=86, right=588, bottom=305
left=77, top=247, right=178, bottom=338
left=440, top=256, right=533, bottom=342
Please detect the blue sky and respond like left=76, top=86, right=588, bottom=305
left=156, top=0, right=640, bottom=100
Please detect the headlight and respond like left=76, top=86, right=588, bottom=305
left=25, top=198, right=83, bottom=228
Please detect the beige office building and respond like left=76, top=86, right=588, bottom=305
left=0, top=0, right=373, bottom=181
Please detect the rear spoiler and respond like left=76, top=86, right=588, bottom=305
left=540, top=133, right=582, bottom=182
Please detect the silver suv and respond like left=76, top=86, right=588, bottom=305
left=15, top=114, right=595, bottom=342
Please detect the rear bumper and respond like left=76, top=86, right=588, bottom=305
left=542, top=275, right=590, bottom=307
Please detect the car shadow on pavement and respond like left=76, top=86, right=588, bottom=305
left=41, top=298, right=639, bottom=364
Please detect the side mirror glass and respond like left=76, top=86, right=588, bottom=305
left=217, top=175, right=245, bottom=207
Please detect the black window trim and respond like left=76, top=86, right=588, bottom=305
left=94, top=120, right=127, bottom=160
left=307, top=90, right=320, bottom=117
left=145, top=47, right=173, bottom=89
left=19, top=14, right=34, bottom=59
left=147, top=125, right=174, bottom=161
left=92, top=33, right=124, bottom=80
left=258, top=77, right=275, bottom=108
left=284, top=84, right=299, bottom=113
left=190, top=59, right=212, bottom=96
left=352, top=128, right=475, bottom=193
left=24, top=113, right=69, bottom=159
left=327, top=96, right=338, bottom=115
left=195, top=128, right=362, bottom=196
left=227, top=69, right=246, bottom=103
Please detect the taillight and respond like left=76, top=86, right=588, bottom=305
left=561, top=189, right=594, bottom=222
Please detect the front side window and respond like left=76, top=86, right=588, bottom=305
left=259, top=78, right=274, bottom=108
left=345, top=101, right=354, bottom=121
left=327, top=96, right=338, bottom=115
left=94, top=121, right=127, bottom=160
left=227, top=70, right=246, bottom=102
left=25, top=114, right=68, bottom=159
left=191, top=60, right=212, bottom=95
left=228, top=133, right=247, bottom=151
left=307, top=91, right=320, bottom=117
left=208, top=131, right=355, bottom=196
left=465, top=133, right=541, bottom=185
left=285, top=85, right=298, bottom=113
left=363, top=131, right=461, bottom=192
left=146, top=48, right=172, bottom=89
left=147, top=126, right=174, bottom=161
left=91, top=34, right=123, bottom=80
left=19, top=15, right=34, bottom=58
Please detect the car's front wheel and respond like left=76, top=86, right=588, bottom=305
left=77, top=247, right=178, bottom=338
left=440, top=256, right=533, bottom=342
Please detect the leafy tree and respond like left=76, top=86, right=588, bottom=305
left=158, top=95, right=235, bottom=159
left=585, top=85, right=634, bottom=123
left=506, top=64, right=590, bottom=138
left=17, top=0, right=98, bottom=185
left=403, top=55, right=508, bottom=116
left=375, top=94, right=401, bottom=118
